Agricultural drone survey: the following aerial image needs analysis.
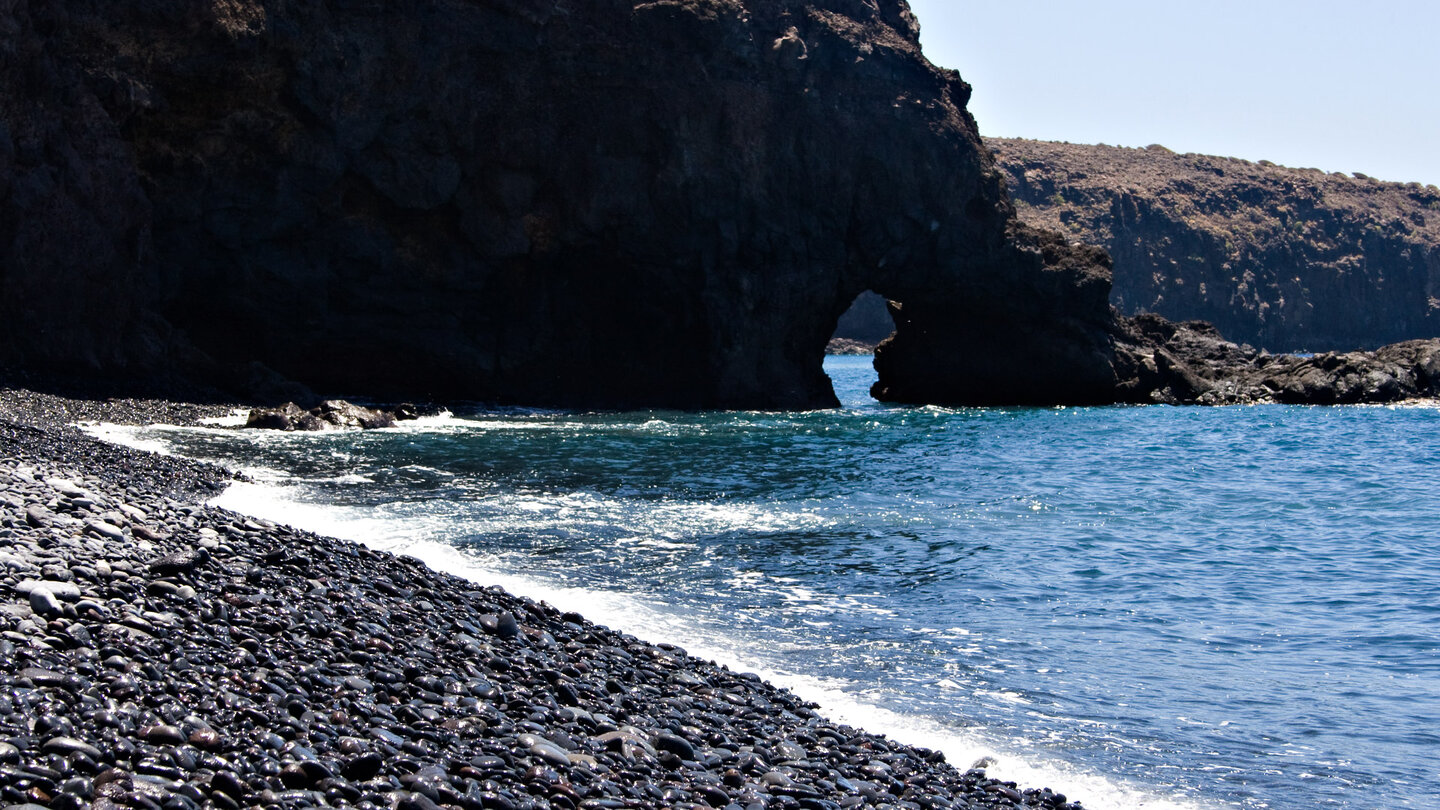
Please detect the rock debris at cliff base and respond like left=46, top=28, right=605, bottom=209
left=1113, top=316, right=1440, bottom=405
left=0, top=390, right=1084, bottom=810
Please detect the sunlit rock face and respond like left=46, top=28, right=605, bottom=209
left=991, top=138, right=1440, bottom=354
left=1, top=0, right=1121, bottom=408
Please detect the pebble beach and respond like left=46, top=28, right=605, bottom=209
left=0, top=386, right=1081, bottom=810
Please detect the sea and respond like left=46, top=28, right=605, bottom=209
left=92, top=355, right=1440, bottom=810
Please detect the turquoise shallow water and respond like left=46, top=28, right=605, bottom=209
left=105, top=356, right=1440, bottom=810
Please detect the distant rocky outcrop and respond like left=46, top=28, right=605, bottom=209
left=990, top=138, right=1440, bottom=353
left=0, top=0, right=1122, bottom=410
left=1114, top=316, right=1440, bottom=406
left=825, top=337, right=876, bottom=355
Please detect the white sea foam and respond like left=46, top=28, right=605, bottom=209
left=312, top=473, right=375, bottom=485
left=79, top=423, right=176, bottom=456
left=207, top=476, right=1219, bottom=810
left=198, top=409, right=252, bottom=427
left=88, top=419, right=1221, bottom=810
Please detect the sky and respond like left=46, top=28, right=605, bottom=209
left=905, top=0, right=1440, bottom=186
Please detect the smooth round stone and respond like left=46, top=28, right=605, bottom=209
left=337, top=738, right=369, bottom=756
left=17, top=666, right=67, bottom=688
left=16, top=578, right=81, bottom=600
left=28, top=586, right=63, bottom=618
left=761, top=771, right=794, bottom=787
left=93, top=769, right=131, bottom=788
left=299, top=760, right=333, bottom=782
left=397, top=793, right=443, bottom=810
left=369, top=728, right=404, bottom=746
left=139, top=724, right=185, bottom=746
left=468, top=681, right=500, bottom=700
left=25, top=506, right=51, bottom=528
left=42, top=737, right=102, bottom=760
left=495, top=612, right=520, bottom=639
left=554, top=682, right=581, bottom=707
left=86, top=520, right=125, bottom=541
left=773, top=741, right=807, bottom=761
left=698, top=786, right=730, bottom=807
left=529, top=742, right=570, bottom=768
left=187, top=728, right=221, bottom=751
left=145, top=581, right=179, bottom=598
left=149, top=548, right=208, bottom=576
left=652, top=733, right=696, bottom=761
left=209, top=770, right=245, bottom=800
left=342, top=752, right=384, bottom=781
left=467, top=756, right=506, bottom=771
left=280, top=763, right=314, bottom=789
left=35, top=715, right=77, bottom=736
left=60, top=777, right=95, bottom=798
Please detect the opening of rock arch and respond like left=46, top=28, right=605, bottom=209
left=829, top=291, right=896, bottom=355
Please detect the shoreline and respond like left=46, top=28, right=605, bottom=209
left=0, top=385, right=1083, bottom=810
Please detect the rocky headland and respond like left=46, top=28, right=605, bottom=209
left=6, top=0, right=1436, bottom=409
left=1, top=0, right=1122, bottom=410
left=0, top=387, right=1085, bottom=810
left=988, top=138, right=1440, bottom=353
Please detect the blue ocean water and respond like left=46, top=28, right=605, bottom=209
left=100, top=356, right=1440, bottom=810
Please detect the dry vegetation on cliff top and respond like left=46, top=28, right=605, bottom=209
left=989, top=138, right=1440, bottom=352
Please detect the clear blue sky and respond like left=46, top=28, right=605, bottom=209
left=906, top=0, right=1440, bottom=186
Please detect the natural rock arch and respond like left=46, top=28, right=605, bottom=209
left=1, top=0, right=1122, bottom=409
left=811, top=223, right=1118, bottom=408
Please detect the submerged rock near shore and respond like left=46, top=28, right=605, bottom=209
left=244, top=400, right=414, bottom=431
left=0, top=0, right=1121, bottom=409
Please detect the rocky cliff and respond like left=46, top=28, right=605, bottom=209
left=990, top=138, right=1440, bottom=353
left=1, top=0, right=1125, bottom=409
left=1111, top=315, right=1440, bottom=406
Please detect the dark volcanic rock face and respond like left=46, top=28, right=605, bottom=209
left=1, top=0, right=1120, bottom=409
left=990, top=138, right=1440, bottom=353
left=0, top=1, right=171, bottom=373
left=872, top=224, right=1119, bottom=405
